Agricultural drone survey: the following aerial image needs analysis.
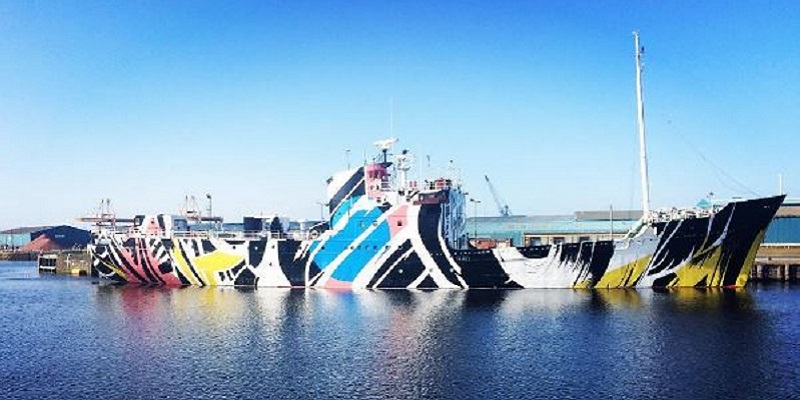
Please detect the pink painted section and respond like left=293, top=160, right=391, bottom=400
left=114, top=239, right=183, bottom=285
left=389, top=205, right=409, bottom=237
left=117, top=246, right=143, bottom=284
left=325, top=277, right=353, bottom=289
left=365, top=163, right=387, bottom=199
left=143, top=243, right=182, bottom=286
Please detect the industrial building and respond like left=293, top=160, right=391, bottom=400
left=0, top=226, right=91, bottom=252
left=468, top=199, right=800, bottom=248
left=754, top=200, right=800, bottom=281
left=467, top=209, right=642, bottom=247
left=0, top=226, right=51, bottom=250
left=470, top=175, right=643, bottom=246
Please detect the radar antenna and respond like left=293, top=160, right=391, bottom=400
left=373, top=138, right=398, bottom=163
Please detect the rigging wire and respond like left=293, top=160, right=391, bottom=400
left=668, top=120, right=761, bottom=198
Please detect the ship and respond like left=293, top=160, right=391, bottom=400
left=86, top=33, right=785, bottom=288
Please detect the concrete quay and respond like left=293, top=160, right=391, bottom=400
left=0, top=251, right=38, bottom=261
left=751, top=244, right=800, bottom=282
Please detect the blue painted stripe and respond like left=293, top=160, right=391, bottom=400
left=330, top=220, right=391, bottom=282
left=313, top=205, right=385, bottom=272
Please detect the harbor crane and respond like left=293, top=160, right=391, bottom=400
left=484, top=175, right=513, bottom=217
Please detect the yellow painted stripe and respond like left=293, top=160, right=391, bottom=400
left=193, top=251, right=243, bottom=285
left=572, top=280, right=592, bottom=289
left=736, top=230, right=766, bottom=287
left=595, top=255, right=652, bottom=289
left=172, top=239, right=200, bottom=286
left=673, top=246, right=723, bottom=287
left=101, top=259, right=126, bottom=279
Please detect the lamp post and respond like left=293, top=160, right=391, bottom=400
left=609, top=203, right=614, bottom=241
left=316, top=201, right=327, bottom=221
left=469, top=198, right=481, bottom=239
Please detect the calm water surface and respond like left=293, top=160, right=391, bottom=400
left=1, top=261, right=799, bottom=399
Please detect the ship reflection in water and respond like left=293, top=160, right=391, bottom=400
left=2, top=261, right=799, bottom=399
left=81, top=285, right=794, bottom=400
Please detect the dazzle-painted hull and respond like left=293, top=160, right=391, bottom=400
left=89, top=195, right=784, bottom=289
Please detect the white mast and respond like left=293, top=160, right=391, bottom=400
left=634, top=31, right=651, bottom=215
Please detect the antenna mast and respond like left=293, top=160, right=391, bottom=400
left=634, top=31, right=651, bottom=215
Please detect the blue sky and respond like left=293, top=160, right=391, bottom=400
left=1, top=1, right=798, bottom=228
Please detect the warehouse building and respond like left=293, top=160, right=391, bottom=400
left=469, top=199, right=800, bottom=249
left=754, top=199, right=800, bottom=281
left=0, top=226, right=91, bottom=251
left=467, top=209, right=642, bottom=247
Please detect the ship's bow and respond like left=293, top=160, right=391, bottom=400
left=724, top=195, right=785, bottom=287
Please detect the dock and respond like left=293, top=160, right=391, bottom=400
left=0, top=251, right=38, bottom=261
left=37, top=250, right=93, bottom=276
left=751, top=244, right=800, bottom=282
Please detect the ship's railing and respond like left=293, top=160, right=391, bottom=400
left=421, top=178, right=452, bottom=191
left=172, top=230, right=289, bottom=240
left=647, top=206, right=719, bottom=224
left=622, top=205, right=722, bottom=240
left=93, top=226, right=317, bottom=241
left=91, top=225, right=132, bottom=236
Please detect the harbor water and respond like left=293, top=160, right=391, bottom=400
left=2, top=261, right=799, bottom=399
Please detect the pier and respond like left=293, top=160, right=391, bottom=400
left=0, top=251, right=38, bottom=261
left=752, top=244, right=800, bottom=282
left=37, top=250, right=93, bottom=276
